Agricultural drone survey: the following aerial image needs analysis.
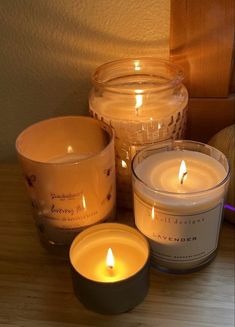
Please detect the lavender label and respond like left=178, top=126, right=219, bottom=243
left=134, top=192, right=223, bottom=263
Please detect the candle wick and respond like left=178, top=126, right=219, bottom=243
left=180, top=172, right=187, bottom=185
left=107, top=265, right=115, bottom=276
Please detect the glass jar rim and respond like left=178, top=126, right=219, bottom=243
left=131, top=140, right=231, bottom=196
left=91, top=57, right=185, bottom=95
left=15, top=116, right=114, bottom=166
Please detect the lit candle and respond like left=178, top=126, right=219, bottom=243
left=106, top=248, right=115, bottom=270
left=89, top=58, right=188, bottom=208
left=16, top=116, right=116, bottom=246
left=69, top=223, right=150, bottom=314
left=132, top=140, right=230, bottom=273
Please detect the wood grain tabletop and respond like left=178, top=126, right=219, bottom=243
left=0, top=164, right=234, bottom=327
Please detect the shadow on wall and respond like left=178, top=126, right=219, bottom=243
left=0, top=0, right=169, bottom=161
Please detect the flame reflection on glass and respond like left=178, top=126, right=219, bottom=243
left=134, top=61, right=141, bottom=71
left=67, top=145, right=73, bottom=154
left=151, top=206, right=155, bottom=220
left=82, top=195, right=86, bottom=209
left=121, top=160, right=127, bottom=168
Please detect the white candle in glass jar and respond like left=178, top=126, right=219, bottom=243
left=132, top=140, right=230, bottom=273
left=135, top=150, right=226, bottom=212
left=89, top=58, right=188, bottom=208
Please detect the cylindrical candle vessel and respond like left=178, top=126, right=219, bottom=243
left=89, top=58, right=188, bottom=208
left=132, top=140, right=230, bottom=273
left=16, top=116, right=116, bottom=246
left=69, top=223, right=150, bottom=314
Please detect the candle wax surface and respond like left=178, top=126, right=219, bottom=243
left=135, top=150, right=226, bottom=193
left=91, top=75, right=188, bottom=121
left=91, top=97, right=187, bottom=121
left=48, top=152, right=94, bottom=164
left=71, top=233, right=148, bottom=282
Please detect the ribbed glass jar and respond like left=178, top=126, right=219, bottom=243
left=89, top=58, right=188, bottom=208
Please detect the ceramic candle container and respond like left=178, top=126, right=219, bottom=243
left=89, top=58, right=188, bottom=208
left=132, top=140, right=230, bottom=273
left=16, top=116, right=116, bottom=246
left=69, top=223, right=150, bottom=314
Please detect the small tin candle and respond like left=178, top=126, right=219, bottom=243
left=132, top=140, right=230, bottom=273
left=69, top=223, right=150, bottom=314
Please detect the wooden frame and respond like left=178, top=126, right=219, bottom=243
left=170, top=0, right=235, bottom=141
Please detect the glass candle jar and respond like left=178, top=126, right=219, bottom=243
left=16, top=116, right=116, bottom=247
left=132, top=140, right=230, bottom=273
left=89, top=58, right=188, bottom=208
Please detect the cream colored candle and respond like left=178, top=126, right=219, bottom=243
left=90, top=58, right=188, bottom=208
left=135, top=150, right=226, bottom=212
left=132, top=140, right=230, bottom=273
left=71, top=224, right=148, bottom=282
left=70, top=223, right=150, bottom=314
left=16, top=116, right=116, bottom=246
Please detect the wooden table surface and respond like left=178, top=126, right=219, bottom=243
left=0, top=164, right=234, bottom=327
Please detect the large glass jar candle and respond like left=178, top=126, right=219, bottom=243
left=89, top=58, right=188, bottom=208
left=16, top=116, right=116, bottom=246
left=132, top=140, right=230, bottom=273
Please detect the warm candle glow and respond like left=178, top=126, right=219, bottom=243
left=121, top=160, right=127, bottom=168
left=178, top=160, right=187, bottom=185
left=151, top=206, right=155, bottom=220
left=82, top=195, right=86, bottom=209
left=135, top=90, right=143, bottom=115
left=106, top=248, right=115, bottom=269
left=134, top=61, right=141, bottom=71
left=67, top=145, right=73, bottom=153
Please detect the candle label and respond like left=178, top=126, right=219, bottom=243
left=26, top=163, right=116, bottom=243
left=134, top=193, right=223, bottom=263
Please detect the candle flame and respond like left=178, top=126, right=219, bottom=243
left=151, top=206, right=155, bottom=220
left=121, top=160, right=127, bottom=168
left=134, top=61, right=141, bottom=71
left=179, top=160, right=187, bottom=185
left=135, top=90, right=143, bottom=115
left=106, top=248, right=115, bottom=269
left=135, top=94, right=143, bottom=113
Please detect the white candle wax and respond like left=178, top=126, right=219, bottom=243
left=70, top=224, right=148, bottom=282
left=91, top=93, right=187, bottom=121
left=134, top=150, right=226, bottom=213
left=132, top=141, right=230, bottom=272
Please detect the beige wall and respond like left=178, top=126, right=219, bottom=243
left=0, top=0, right=169, bottom=161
